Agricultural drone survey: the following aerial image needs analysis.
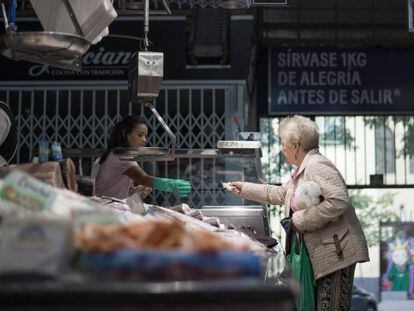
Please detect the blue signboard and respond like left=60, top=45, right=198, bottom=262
left=268, top=47, right=414, bottom=114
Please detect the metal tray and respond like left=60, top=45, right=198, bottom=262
left=217, top=140, right=261, bottom=149
left=0, top=31, right=90, bottom=70
left=112, top=147, right=174, bottom=161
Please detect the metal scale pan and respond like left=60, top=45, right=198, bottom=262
left=0, top=0, right=91, bottom=71
left=112, top=147, right=172, bottom=162
left=113, top=101, right=177, bottom=162
left=0, top=31, right=90, bottom=70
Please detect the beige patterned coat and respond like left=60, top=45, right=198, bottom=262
left=238, top=149, right=369, bottom=280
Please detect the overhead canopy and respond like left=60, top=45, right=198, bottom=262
left=257, top=1, right=414, bottom=47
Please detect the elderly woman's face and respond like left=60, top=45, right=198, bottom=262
left=281, top=139, right=297, bottom=165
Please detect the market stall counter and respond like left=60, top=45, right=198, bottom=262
left=0, top=278, right=294, bottom=310
left=0, top=142, right=294, bottom=310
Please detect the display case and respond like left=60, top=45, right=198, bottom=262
left=147, top=141, right=269, bottom=235
left=62, top=141, right=270, bottom=235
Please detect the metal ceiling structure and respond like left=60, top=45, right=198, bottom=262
left=257, top=0, right=414, bottom=47
left=10, top=0, right=414, bottom=47
left=12, top=0, right=227, bottom=12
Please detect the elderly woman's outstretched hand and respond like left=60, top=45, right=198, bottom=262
left=228, top=182, right=242, bottom=195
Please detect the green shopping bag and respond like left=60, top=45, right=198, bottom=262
left=286, top=232, right=316, bottom=311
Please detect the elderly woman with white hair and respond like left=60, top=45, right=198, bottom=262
left=230, top=115, right=369, bottom=311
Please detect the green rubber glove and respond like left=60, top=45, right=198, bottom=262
left=153, top=177, right=191, bottom=197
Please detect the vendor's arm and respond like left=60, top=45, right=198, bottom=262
left=125, top=165, right=154, bottom=188
left=230, top=182, right=288, bottom=206
left=292, top=161, right=350, bottom=233
left=125, top=166, right=191, bottom=197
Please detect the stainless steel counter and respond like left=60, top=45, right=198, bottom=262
left=201, top=206, right=270, bottom=235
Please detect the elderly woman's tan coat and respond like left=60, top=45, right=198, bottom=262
left=239, top=149, right=369, bottom=280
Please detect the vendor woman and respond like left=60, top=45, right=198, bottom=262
left=95, top=115, right=191, bottom=200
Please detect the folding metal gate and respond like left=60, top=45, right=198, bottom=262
left=0, top=80, right=246, bottom=207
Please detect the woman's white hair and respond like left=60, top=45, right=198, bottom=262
left=278, top=115, right=319, bottom=151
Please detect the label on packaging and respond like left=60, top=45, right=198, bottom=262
left=0, top=215, right=72, bottom=276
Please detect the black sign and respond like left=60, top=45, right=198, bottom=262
left=0, top=20, right=168, bottom=81
left=269, top=47, right=414, bottom=114
left=0, top=17, right=254, bottom=81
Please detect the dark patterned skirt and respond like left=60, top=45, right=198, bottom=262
left=316, top=264, right=356, bottom=311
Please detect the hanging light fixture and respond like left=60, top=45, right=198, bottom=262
left=124, top=0, right=145, bottom=10
left=221, top=0, right=250, bottom=9
left=409, top=0, right=414, bottom=32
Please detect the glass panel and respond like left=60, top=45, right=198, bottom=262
left=260, top=115, right=414, bottom=186
left=374, top=116, right=395, bottom=174
left=148, top=151, right=263, bottom=208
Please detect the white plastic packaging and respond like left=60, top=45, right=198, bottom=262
left=0, top=214, right=73, bottom=277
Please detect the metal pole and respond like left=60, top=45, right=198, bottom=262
left=145, top=102, right=176, bottom=158
left=1, top=3, right=9, bottom=31
left=62, top=0, right=84, bottom=37
left=143, top=0, right=149, bottom=50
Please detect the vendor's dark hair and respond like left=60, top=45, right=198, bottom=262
left=100, top=115, right=148, bottom=163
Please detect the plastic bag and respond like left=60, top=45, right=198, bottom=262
left=287, top=232, right=316, bottom=311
